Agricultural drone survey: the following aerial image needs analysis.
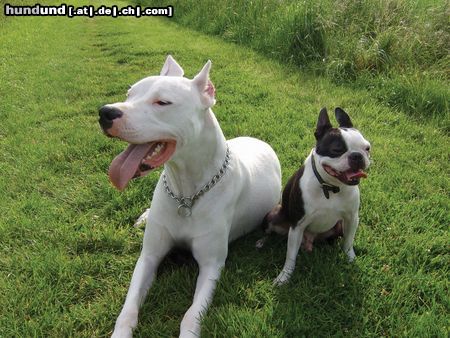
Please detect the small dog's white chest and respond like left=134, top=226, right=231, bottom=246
left=303, top=191, right=358, bottom=234
left=306, top=209, right=343, bottom=233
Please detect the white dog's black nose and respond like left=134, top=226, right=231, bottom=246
left=99, top=106, right=123, bottom=130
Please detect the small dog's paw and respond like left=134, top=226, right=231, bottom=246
left=345, top=247, right=356, bottom=262
left=273, top=269, right=292, bottom=286
left=133, top=208, right=150, bottom=228
left=255, top=237, right=266, bottom=249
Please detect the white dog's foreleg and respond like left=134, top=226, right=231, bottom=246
left=179, top=237, right=227, bottom=338
left=342, top=214, right=358, bottom=262
left=179, top=263, right=223, bottom=337
left=112, top=256, right=159, bottom=338
left=112, top=226, right=173, bottom=338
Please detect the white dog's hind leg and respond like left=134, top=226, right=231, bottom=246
left=179, top=237, right=227, bottom=338
left=112, top=226, right=173, bottom=338
left=133, top=208, right=150, bottom=228
left=255, top=235, right=268, bottom=249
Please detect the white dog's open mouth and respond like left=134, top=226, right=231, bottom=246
left=323, top=164, right=367, bottom=185
left=108, top=140, right=176, bottom=190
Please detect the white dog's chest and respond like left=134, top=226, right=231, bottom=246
left=147, top=137, right=281, bottom=246
left=147, top=183, right=230, bottom=242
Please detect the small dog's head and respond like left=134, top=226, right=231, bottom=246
left=314, top=107, right=371, bottom=186
left=98, top=55, right=216, bottom=190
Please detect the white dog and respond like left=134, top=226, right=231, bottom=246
left=98, top=56, right=281, bottom=337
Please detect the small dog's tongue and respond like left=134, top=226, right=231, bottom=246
left=345, top=170, right=368, bottom=181
left=108, top=143, right=153, bottom=191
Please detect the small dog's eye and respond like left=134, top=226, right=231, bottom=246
left=155, top=100, right=172, bottom=106
left=331, top=146, right=344, bottom=154
left=365, top=146, right=371, bottom=152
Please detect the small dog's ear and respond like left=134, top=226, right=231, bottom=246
left=335, top=107, right=353, bottom=128
left=315, top=107, right=332, bottom=140
left=193, top=60, right=216, bottom=108
left=160, top=55, right=184, bottom=77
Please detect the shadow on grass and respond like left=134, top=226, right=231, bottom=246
left=271, top=247, right=365, bottom=336
left=124, top=228, right=365, bottom=337
left=209, top=230, right=365, bottom=336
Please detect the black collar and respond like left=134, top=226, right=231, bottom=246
left=311, top=153, right=340, bottom=199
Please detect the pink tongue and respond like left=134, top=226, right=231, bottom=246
left=108, top=143, right=153, bottom=191
left=346, top=170, right=368, bottom=180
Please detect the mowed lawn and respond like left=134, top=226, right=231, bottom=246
left=0, top=1, right=448, bottom=337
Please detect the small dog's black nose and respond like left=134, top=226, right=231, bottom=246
left=98, top=106, right=123, bottom=129
left=348, top=152, right=364, bottom=170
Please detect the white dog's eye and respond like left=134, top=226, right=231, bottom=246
left=365, top=146, right=371, bottom=152
left=154, top=100, right=172, bottom=106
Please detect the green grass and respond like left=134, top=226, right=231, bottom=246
left=139, top=0, right=450, bottom=121
left=0, top=1, right=449, bottom=337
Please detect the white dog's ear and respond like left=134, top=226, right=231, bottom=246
left=160, top=55, right=184, bottom=77
left=193, top=60, right=216, bottom=108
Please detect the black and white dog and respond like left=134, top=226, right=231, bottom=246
left=262, top=107, right=371, bottom=285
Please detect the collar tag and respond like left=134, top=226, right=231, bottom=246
left=163, top=146, right=231, bottom=217
left=321, top=184, right=340, bottom=199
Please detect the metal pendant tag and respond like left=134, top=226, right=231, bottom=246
left=177, top=204, right=192, bottom=217
left=177, top=197, right=193, bottom=217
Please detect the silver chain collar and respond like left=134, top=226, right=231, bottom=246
left=162, top=146, right=231, bottom=217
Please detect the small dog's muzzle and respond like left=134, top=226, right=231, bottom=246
left=98, top=105, right=123, bottom=132
left=348, top=152, right=365, bottom=171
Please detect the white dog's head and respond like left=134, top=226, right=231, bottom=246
left=99, top=56, right=216, bottom=190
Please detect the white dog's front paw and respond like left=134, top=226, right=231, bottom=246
left=179, top=329, right=200, bottom=338
left=112, top=312, right=138, bottom=338
left=179, top=310, right=201, bottom=338
left=273, top=268, right=293, bottom=286
left=111, top=326, right=133, bottom=338
left=133, top=208, right=150, bottom=228
left=345, top=247, right=356, bottom=262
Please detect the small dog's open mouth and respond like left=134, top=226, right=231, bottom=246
left=108, top=140, right=176, bottom=190
left=323, top=164, right=367, bottom=185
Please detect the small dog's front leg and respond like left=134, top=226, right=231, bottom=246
left=274, top=223, right=306, bottom=285
left=342, top=214, right=359, bottom=262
